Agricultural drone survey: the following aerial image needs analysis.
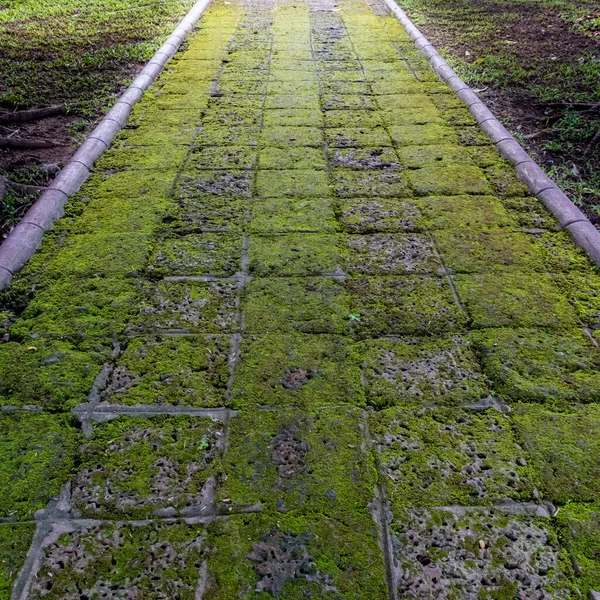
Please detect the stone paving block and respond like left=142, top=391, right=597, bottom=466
left=262, top=108, right=324, bottom=127
left=0, top=338, right=110, bottom=409
left=331, top=169, right=411, bottom=197
left=361, top=336, right=488, bottom=408
left=484, top=161, right=530, bottom=198
left=91, top=169, right=177, bottom=201
left=195, top=125, right=261, bottom=147
left=96, top=144, right=188, bottom=171
left=216, top=78, right=268, bottom=95
left=231, top=334, right=365, bottom=408
left=501, top=196, right=560, bottom=230
left=0, top=523, right=35, bottom=598
left=98, top=335, right=230, bottom=407
left=407, top=164, right=493, bottom=196
left=0, top=412, right=79, bottom=519
left=418, top=195, right=514, bottom=230
left=396, top=144, right=472, bottom=168
left=552, top=270, right=600, bottom=329
left=72, top=415, right=224, bottom=518
left=472, top=327, right=600, bottom=404
left=389, top=123, right=459, bottom=147
left=328, top=147, right=400, bottom=170
left=377, top=93, right=437, bottom=112
left=325, top=127, right=392, bottom=148
left=187, top=145, right=257, bottom=170
left=434, top=228, right=543, bottom=273
left=28, top=521, right=209, bottom=599
left=147, top=233, right=242, bottom=278
left=457, top=124, right=494, bottom=146
left=259, top=146, right=327, bottom=170
left=11, top=277, right=138, bottom=337
left=555, top=503, right=600, bottom=594
left=346, top=233, right=440, bottom=275
left=321, top=94, right=378, bottom=111
left=177, top=169, right=253, bottom=198
left=205, top=513, right=387, bottom=599
left=454, top=271, right=579, bottom=329
left=250, top=198, right=336, bottom=233
left=266, top=80, right=319, bottom=95
left=372, top=406, right=540, bottom=505
left=346, top=276, right=468, bottom=337
left=268, top=69, right=317, bottom=82
left=337, top=198, right=423, bottom=233
left=389, top=507, right=574, bottom=599
left=120, top=121, right=197, bottom=146
left=529, top=230, right=592, bottom=273
left=129, top=280, right=238, bottom=334
left=260, top=126, right=323, bottom=148
left=323, top=109, right=382, bottom=128
left=201, top=105, right=262, bottom=128
left=379, top=106, right=444, bottom=127
left=256, top=170, right=330, bottom=198
left=249, top=234, right=345, bottom=277
left=264, top=94, right=320, bottom=110
left=170, top=194, right=247, bottom=232
left=514, top=404, right=600, bottom=503
left=218, top=408, right=375, bottom=524
left=242, top=277, right=351, bottom=335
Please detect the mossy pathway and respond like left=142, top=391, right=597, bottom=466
left=1, top=0, right=600, bottom=597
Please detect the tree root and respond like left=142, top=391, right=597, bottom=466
left=0, top=105, right=66, bottom=125
left=0, top=175, right=45, bottom=200
left=0, top=137, right=60, bottom=149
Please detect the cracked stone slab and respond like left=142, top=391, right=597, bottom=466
left=390, top=507, right=574, bottom=599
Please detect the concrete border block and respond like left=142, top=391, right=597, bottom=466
left=456, top=88, right=480, bottom=107
left=515, top=161, right=555, bottom=195
left=495, top=139, right=531, bottom=165
left=538, top=188, right=587, bottom=228
left=70, top=138, right=109, bottom=169
left=47, top=162, right=90, bottom=196
left=469, top=102, right=495, bottom=124
left=566, top=221, right=600, bottom=265
left=88, top=118, right=124, bottom=147
left=0, top=222, right=45, bottom=275
left=131, top=73, right=155, bottom=91
left=22, top=190, right=68, bottom=230
left=106, top=102, right=132, bottom=127
left=120, top=87, right=145, bottom=107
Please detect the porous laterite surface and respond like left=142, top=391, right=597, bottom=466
left=1, top=0, right=600, bottom=597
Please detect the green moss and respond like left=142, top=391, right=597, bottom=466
left=323, top=110, right=382, bottom=128
left=433, top=228, right=543, bottom=273
left=347, top=276, right=468, bottom=337
left=202, top=105, right=262, bottom=128
left=0, top=412, right=80, bottom=518
left=195, top=125, right=260, bottom=146
left=128, top=280, right=238, bottom=334
left=11, top=277, right=138, bottom=338
left=96, top=144, right=188, bottom=171
left=258, top=147, right=326, bottom=170
left=0, top=338, right=110, bottom=409
left=483, top=161, right=530, bottom=198
left=529, top=230, right=592, bottom=272
left=514, top=404, right=600, bottom=503
left=328, top=147, right=400, bottom=170
left=188, top=145, right=257, bottom=170
left=454, top=271, right=578, bottom=328
left=361, top=335, right=487, bottom=408
left=260, top=126, right=323, bottom=148
left=372, top=406, right=540, bottom=505
left=322, top=94, right=377, bottom=111
left=331, top=169, right=411, bottom=197
left=472, top=327, right=600, bottom=405
left=119, top=120, right=197, bottom=146
left=256, top=169, right=330, bottom=198
left=389, top=123, right=458, bottom=146
left=407, top=164, right=493, bottom=196
left=396, top=144, right=470, bottom=168
left=264, top=94, right=320, bottom=110
left=325, top=127, right=392, bottom=148
left=231, top=334, right=365, bottom=408
left=500, top=196, right=560, bottom=230
left=552, top=270, right=600, bottom=329
left=0, top=523, right=35, bottom=599
left=456, top=125, right=493, bottom=146
left=176, top=169, right=252, bottom=199
left=336, top=197, right=423, bottom=233
left=262, top=108, right=323, bottom=127
left=219, top=408, right=376, bottom=525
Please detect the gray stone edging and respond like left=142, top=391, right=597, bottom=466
left=0, top=0, right=214, bottom=291
left=383, top=0, right=600, bottom=267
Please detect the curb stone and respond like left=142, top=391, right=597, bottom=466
left=383, top=0, right=600, bottom=268
left=0, top=0, right=214, bottom=291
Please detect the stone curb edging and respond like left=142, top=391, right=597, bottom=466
left=0, top=0, right=214, bottom=291
left=384, top=0, right=600, bottom=268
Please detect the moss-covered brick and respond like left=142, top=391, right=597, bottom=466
left=456, top=125, right=494, bottom=146
left=319, top=81, right=373, bottom=96
left=92, top=169, right=177, bottom=202
left=395, top=144, right=470, bottom=169
left=528, top=230, right=592, bottom=273
left=434, top=228, right=543, bottom=273
left=98, top=335, right=230, bottom=407
left=418, top=195, right=514, bottom=230
left=205, top=513, right=387, bottom=599
left=390, top=507, right=574, bottom=599
left=242, top=277, right=351, bottom=335
left=256, top=169, right=330, bottom=198
left=321, top=94, right=377, bottom=111
left=472, top=327, right=600, bottom=405
left=262, top=108, right=324, bottom=127
left=377, top=94, right=437, bottom=113
left=331, top=169, right=411, bottom=197
left=264, top=94, right=320, bottom=110
left=195, top=125, right=261, bottom=146
left=346, top=233, right=440, bottom=275
left=328, top=147, right=400, bottom=170
left=372, top=406, right=540, bottom=505
left=0, top=338, right=109, bottom=409
left=187, top=145, right=257, bottom=170
left=250, top=198, right=337, bottom=233
left=501, top=196, right=560, bottom=230
left=201, top=105, right=262, bottom=128
left=259, top=126, right=323, bottom=148
left=323, top=109, right=382, bottom=128
left=231, top=334, right=365, bottom=408
left=0, top=412, right=80, bottom=519
left=218, top=408, right=376, bottom=524
left=11, top=277, right=137, bottom=338
left=552, top=270, right=600, bottom=329
left=96, top=144, right=188, bottom=171
left=337, top=198, right=423, bottom=233
left=215, top=78, right=268, bottom=95
left=0, top=523, right=35, bottom=599
left=347, top=276, right=468, bottom=337
left=455, top=271, right=579, bottom=329
left=379, top=106, right=444, bottom=127
left=42, top=233, right=151, bottom=280
left=324, top=127, right=392, bottom=148
left=119, top=121, right=197, bottom=146
left=72, top=415, right=224, bottom=518
left=128, top=280, right=238, bottom=334
left=314, top=59, right=363, bottom=73
left=147, top=233, right=242, bottom=278
left=268, top=70, right=317, bottom=82
left=28, top=521, right=208, bottom=599
left=484, top=161, right=530, bottom=198
left=176, top=169, right=253, bottom=198
left=407, top=164, right=493, bottom=196
left=361, top=336, right=488, bottom=408
left=259, top=146, right=327, bottom=170
left=249, top=234, right=345, bottom=276
left=169, top=194, right=247, bottom=232
left=555, top=503, right=600, bottom=594
left=266, top=80, right=319, bottom=96
left=444, top=107, right=478, bottom=127
left=514, top=404, right=600, bottom=503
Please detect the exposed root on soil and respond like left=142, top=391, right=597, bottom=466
left=0, top=105, right=66, bottom=126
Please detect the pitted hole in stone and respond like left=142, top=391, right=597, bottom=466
left=98, top=366, right=138, bottom=402
left=247, top=530, right=337, bottom=595
left=280, top=368, right=320, bottom=391
left=331, top=148, right=400, bottom=169
left=269, top=426, right=309, bottom=478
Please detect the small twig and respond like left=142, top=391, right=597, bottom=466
left=0, top=105, right=66, bottom=125
left=0, top=137, right=60, bottom=149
